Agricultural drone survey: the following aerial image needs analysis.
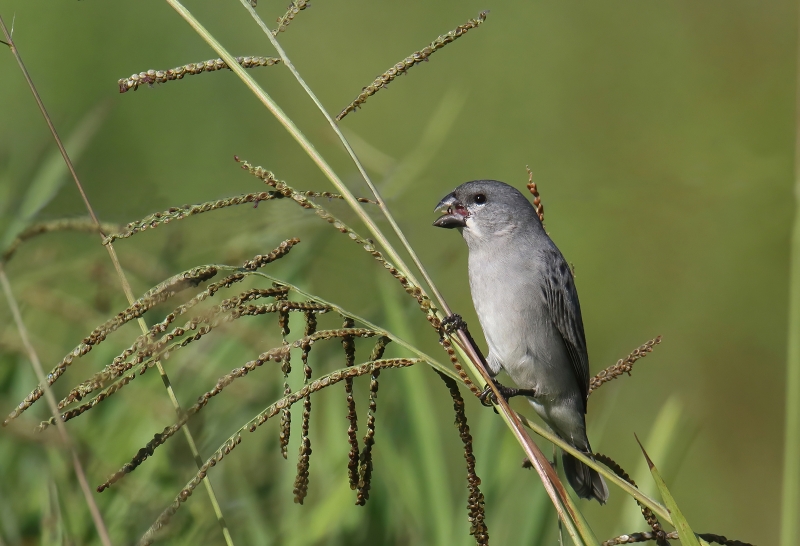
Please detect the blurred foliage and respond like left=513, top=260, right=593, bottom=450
left=0, top=0, right=793, bottom=544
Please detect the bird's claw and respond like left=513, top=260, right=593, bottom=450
left=479, top=381, right=536, bottom=407
left=439, top=313, right=467, bottom=342
left=479, top=384, right=496, bottom=407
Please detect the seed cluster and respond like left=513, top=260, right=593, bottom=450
left=594, top=453, right=665, bottom=539
left=292, top=311, right=317, bottom=504
left=4, top=266, right=220, bottom=425
left=437, top=371, right=489, bottom=545
left=103, top=192, right=282, bottom=244
left=355, top=336, right=390, bottom=505
left=336, top=12, right=488, bottom=121
left=589, top=336, right=662, bottom=395
left=139, top=358, right=420, bottom=546
left=273, top=0, right=309, bottom=35
left=341, top=318, right=361, bottom=490
left=118, top=56, right=281, bottom=93
left=525, top=166, right=545, bottom=226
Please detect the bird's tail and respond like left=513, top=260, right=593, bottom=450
left=562, top=451, right=609, bottom=504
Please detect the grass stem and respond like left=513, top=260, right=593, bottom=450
left=779, top=10, right=800, bottom=541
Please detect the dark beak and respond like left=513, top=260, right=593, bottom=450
left=433, top=192, right=467, bottom=229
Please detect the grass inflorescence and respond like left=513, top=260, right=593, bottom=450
left=589, top=336, right=663, bottom=395
left=118, top=56, right=281, bottom=93
left=437, top=370, right=489, bottom=545
left=272, top=0, right=309, bottom=35
left=139, top=357, right=421, bottom=546
left=335, top=11, right=488, bottom=121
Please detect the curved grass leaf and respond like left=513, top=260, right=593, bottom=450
left=635, top=434, right=701, bottom=546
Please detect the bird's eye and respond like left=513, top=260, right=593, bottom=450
left=474, top=194, right=486, bottom=204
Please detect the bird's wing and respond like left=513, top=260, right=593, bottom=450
left=542, top=248, right=590, bottom=411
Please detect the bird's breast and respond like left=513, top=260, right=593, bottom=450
left=467, top=245, right=571, bottom=393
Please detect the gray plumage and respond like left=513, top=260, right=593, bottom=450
left=433, top=180, right=609, bottom=504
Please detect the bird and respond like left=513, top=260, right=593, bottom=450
left=433, top=179, right=609, bottom=504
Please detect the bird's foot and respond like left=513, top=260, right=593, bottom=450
left=478, top=380, right=536, bottom=407
left=439, top=313, right=467, bottom=341
left=521, top=457, right=557, bottom=469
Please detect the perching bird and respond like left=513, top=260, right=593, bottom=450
left=433, top=180, right=609, bottom=504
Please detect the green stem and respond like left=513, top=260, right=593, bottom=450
left=780, top=16, right=800, bottom=540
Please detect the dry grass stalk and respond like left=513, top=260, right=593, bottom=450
left=102, top=187, right=376, bottom=245
left=356, top=335, right=390, bottom=505
left=276, top=288, right=292, bottom=458
left=60, top=283, right=292, bottom=411
left=59, top=286, right=298, bottom=410
left=139, top=357, right=421, bottom=546
left=103, top=192, right=281, bottom=244
left=436, top=371, right=489, bottom=545
left=272, top=0, right=309, bottom=35
left=336, top=11, right=488, bottom=121
left=242, top=238, right=301, bottom=270
left=40, top=301, right=332, bottom=432
left=97, top=345, right=290, bottom=493
left=589, top=336, right=662, bottom=395
left=118, top=56, right=281, bottom=93
left=292, top=311, right=317, bottom=504
left=341, top=317, right=361, bottom=490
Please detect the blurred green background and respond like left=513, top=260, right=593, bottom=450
left=0, top=0, right=794, bottom=544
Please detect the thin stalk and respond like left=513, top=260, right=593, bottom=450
left=780, top=6, right=800, bottom=542
left=0, top=265, right=113, bottom=546
left=0, top=16, right=233, bottom=545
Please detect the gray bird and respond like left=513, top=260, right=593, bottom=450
left=433, top=180, right=609, bottom=504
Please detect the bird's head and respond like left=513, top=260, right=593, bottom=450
left=433, top=180, right=541, bottom=242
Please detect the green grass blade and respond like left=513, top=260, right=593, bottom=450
left=378, top=276, right=456, bottom=544
left=1, top=102, right=108, bottom=250
left=622, top=395, right=683, bottom=531
left=635, top=435, right=701, bottom=546
left=781, top=120, right=800, bottom=545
